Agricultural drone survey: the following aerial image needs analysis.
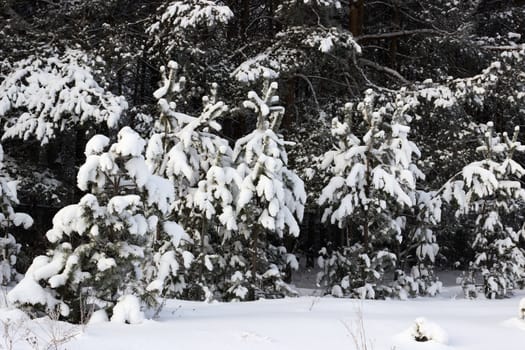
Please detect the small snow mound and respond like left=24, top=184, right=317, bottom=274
left=331, top=285, right=343, bottom=298
left=502, top=316, right=525, bottom=332
left=88, top=309, right=109, bottom=324
left=110, top=295, right=144, bottom=324
left=393, top=317, right=449, bottom=348
left=518, top=297, right=525, bottom=319
left=0, top=308, right=30, bottom=324
left=410, top=317, right=448, bottom=344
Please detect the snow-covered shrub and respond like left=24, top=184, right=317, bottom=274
left=146, top=65, right=302, bottom=302
left=410, top=317, right=448, bottom=344
left=457, top=271, right=478, bottom=299
left=317, top=245, right=395, bottom=299
left=0, top=144, right=33, bottom=285
left=0, top=49, right=127, bottom=145
left=229, top=80, right=306, bottom=300
left=8, top=127, right=191, bottom=322
left=443, top=122, right=525, bottom=298
left=88, top=310, right=109, bottom=324
left=390, top=270, right=419, bottom=300
left=0, top=233, right=21, bottom=285
left=317, top=90, right=425, bottom=298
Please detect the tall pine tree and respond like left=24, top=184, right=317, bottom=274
left=230, top=80, right=306, bottom=300
left=318, top=89, right=425, bottom=298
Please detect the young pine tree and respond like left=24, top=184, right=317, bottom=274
left=401, top=190, right=443, bottom=297
left=317, top=90, right=425, bottom=298
left=443, top=122, right=525, bottom=298
left=8, top=127, right=191, bottom=321
left=0, top=145, right=33, bottom=285
left=147, top=61, right=240, bottom=301
left=230, top=80, right=306, bottom=300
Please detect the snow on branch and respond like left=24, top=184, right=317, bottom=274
left=232, top=26, right=361, bottom=83
left=148, top=0, right=233, bottom=34
left=0, top=49, right=128, bottom=145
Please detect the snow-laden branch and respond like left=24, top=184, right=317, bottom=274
left=0, top=49, right=127, bottom=145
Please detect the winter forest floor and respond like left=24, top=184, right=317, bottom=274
left=1, top=272, right=525, bottom=350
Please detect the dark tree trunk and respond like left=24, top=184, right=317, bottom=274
left=389, top=0, right=401, bottom=68
left=349, top=0, right=365, bottom=36
left=282, top=76, right=297, bottom=130
left=241, top=0, right=250, bottom=38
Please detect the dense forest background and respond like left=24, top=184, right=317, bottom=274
left=2, top=0, right=525, bottom=319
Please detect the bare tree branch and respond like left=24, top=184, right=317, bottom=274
left=293, top=73, right=321, bottom=114
left=358, top=58, right=409, bottom=84
left=355, top=29, right=449, bottom=42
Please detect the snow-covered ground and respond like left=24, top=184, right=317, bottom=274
left=1, top=283, right=525, bottom=350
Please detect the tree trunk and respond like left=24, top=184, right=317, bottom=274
left=363, top=125, right=372, bottom=251
left=389, top=0, right=401, bottom=68
left=241, top=0, right=250, bottom=38
left=349, top=0, right=364, bottom=36
left=267, top=0, right=274, bottom=35
left=282, top=76, right=297, bottom=130
left=200, top=217, right=208, bottom=283
left=251, top=224, right=259, bottom=300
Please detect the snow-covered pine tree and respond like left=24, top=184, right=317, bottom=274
left=147, top=0, right=234, bottom=108
left=0, top=49, right=127, bottom=145
left=189, top=146, right=242, bottom=300
left=388, top=189, right=443, bottom=299
left=8, top=127, right=191, bottom=322
left=147, top=0, right=233, bottom=58
left=442, top=122, right=525, bottom=299
left=402, top=190, right=443, bottom=297
left=230, top=80, right=306, bottom=300
left=317, top=89, right=424, bottom=298
left=0, top=144, right=33, bottom=285
left=147, top=61, right=239, bottom=301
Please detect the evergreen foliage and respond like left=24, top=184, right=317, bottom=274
left=443, top=122, right=525, bottom=298
left=231, top=80, right=306, bottom=300
left=147, top=61, right=237, bottom=300
left=8, top=127, right=191, bottom=321
left=1, top=0, right=525, bottom=322
left=0, top=144, right=33, bottom=285
left=317, top=89, right=425, bottom=298
left=0, top=49, right=127, bottom=145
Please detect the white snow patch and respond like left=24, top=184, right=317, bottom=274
left=88, top=309, right=109, bottom=324
left=110, top=295, right=144, bottom=324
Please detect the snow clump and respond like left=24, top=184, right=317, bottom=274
left=519, top=297, right=525, bottom=320
left=110, top=295, right=145, bottom=324
left=410, top=317, right=448, bottom=344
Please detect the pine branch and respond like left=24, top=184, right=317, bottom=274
left=1, top=2, right=33, bottom=32
left=355, top=29, right=449, bottom=42
left=481, top=45, right=525, bottom=51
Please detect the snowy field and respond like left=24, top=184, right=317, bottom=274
left=1, top=284, right=525, bottom=350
